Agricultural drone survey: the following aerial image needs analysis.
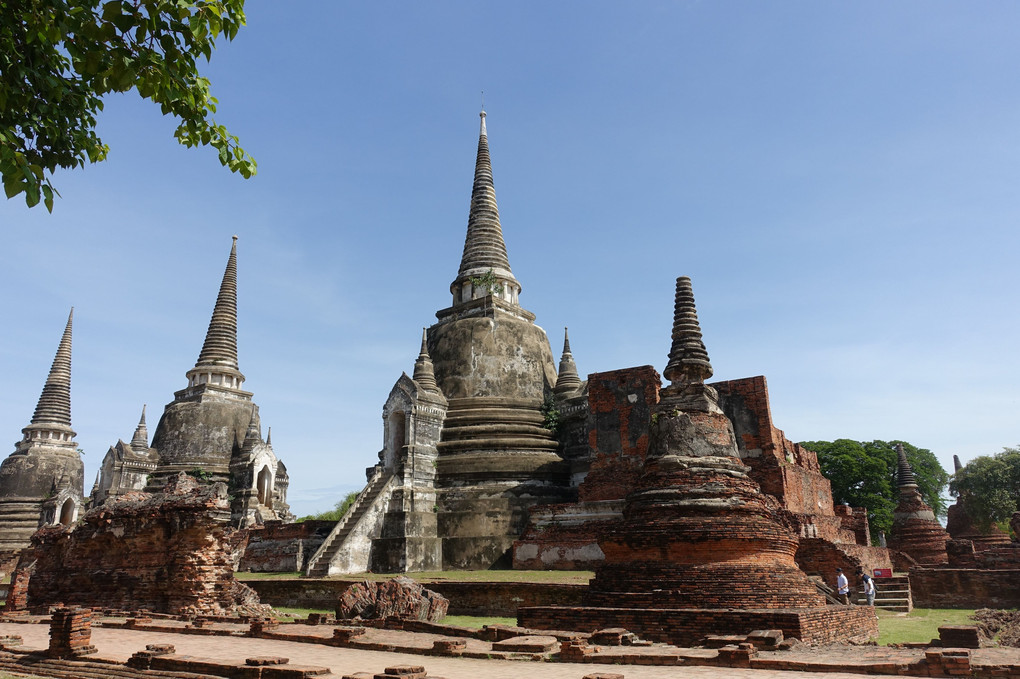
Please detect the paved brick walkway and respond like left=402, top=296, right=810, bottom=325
left=0, top=622, right=898, bottom=679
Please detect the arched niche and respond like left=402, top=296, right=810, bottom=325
left=58, top=498, right=75, bottom=526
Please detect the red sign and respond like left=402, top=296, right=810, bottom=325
left=873, top=568, right=892, bottom=578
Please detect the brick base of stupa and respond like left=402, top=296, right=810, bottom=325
left=518, top=603, right=878, bottom=646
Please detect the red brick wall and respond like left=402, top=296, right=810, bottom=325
left=911, top=568, right=1020, bottom=609
left=579, top=366, right=660, bottom=503
left=712, top=376, right=835, bottom=518
left=795, top=538, right=892, bottom=590
left=518, top=604, right=878, bottom=645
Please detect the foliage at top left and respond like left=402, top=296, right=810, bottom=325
left=1, top=0, right=256, bottom=211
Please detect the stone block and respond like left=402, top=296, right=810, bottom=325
left=746, top=629, right=784, bottom=649
left=431, top=639, right=466, bottom=652
left=337, top=577, right=447, bottom=622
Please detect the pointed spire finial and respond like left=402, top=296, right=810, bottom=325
left=130, top=405, right=149, bottom=452
left=30, top=308, right=74, bottom=428
left=195, top=237, right=240, bottom=372
left=554, top=327, right=582, bottom=394
left=412, top=328, right=440, bottom=393
left=953, top=454, right=962, bottom=473
left=266, top=427, right=272, bottom=447
left=242, top=404, right=261, bottom=451
left=187, top=238, right=245, bottom=389
left=663, top=277, right=713, bottom=386
left=450, top=111, right=521, bottom=307
left=896, top=443, right=917, bottom=488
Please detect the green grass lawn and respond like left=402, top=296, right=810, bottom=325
left=876, top=608, right=977, bottom=645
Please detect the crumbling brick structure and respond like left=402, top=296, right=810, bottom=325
left=520, top=278, right=878, bottom=644
left=513, top=366, right=660, bottom=570
left=888, top=444, right=949, bottom=566
left=47, top=608, right=96, bottom=658
left=14, top=472, right=265, bottom=616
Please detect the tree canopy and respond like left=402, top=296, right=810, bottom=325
left=799, top=438, right=950, bottom=540
left=296, top=491, right=359, bottom=523
left=950, top=446, right=1020, bottom=531
left=1, top=0, right=255, bottom=211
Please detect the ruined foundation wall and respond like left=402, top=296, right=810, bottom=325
left=19, top=475, right=261, bottom=616
left=911, top=568, right=1020, bottom=609
left=519, top=605, right=878, bottom=646
left=238, top=520, right=333, bottom=573
left=247, top=578, right=586, bottom=616
left=712, top=377, right=839, bottom=521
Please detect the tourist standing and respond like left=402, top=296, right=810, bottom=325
left=836, top=568, right=850, bottom=605
left=862, top=571, right=876, bottom=606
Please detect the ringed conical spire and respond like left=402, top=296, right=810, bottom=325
left=662, top=276, right=713, bottom=386
left=30, top=308, right=74, bottom=429
left=554, top=327, right=582, bottom=394
left=897, top=443, right=917, bottom=488
left=130, top=405, right=149, bottom=452
left=450, top=111, right=522, bottom=307
left=195, top=236, right=240, bottom=372
left=412, top=328, right=440, bottom=393
left=187, top=236, right=245, bottom=389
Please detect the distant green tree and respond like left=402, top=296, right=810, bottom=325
left=296, top=491, right=359, bottom=523
left=2, top=0, right=255, bottom=211
left=799, top=439, right=949, bottom=540
left=950, top=446, right=1020, bottom=531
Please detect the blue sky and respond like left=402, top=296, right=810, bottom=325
left=2, top=2, right=1018, bottom=517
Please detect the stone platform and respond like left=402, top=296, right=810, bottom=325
left=518, top=604, right=879, bottom=646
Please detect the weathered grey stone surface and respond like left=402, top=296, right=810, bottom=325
left=122, top=238, right=292, bottom=527
left=0, top=309, right=84, bottom=553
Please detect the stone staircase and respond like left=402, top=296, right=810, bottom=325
left=866, top=575, right=912, bottom=612
left=304, top=469, right=392, bottom=577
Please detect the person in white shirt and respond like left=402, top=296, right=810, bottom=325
left=836, top=567, right=850, bottom=605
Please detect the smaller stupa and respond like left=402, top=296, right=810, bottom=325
left=946, top=454, right=1011, bottom=549
left=519, top=277, right=878, bottom=645
left=586, top=276, right=822, bottom=609
left=888, top=444, right=949, bottom=565
left=0, top=310, right=85, bottom=553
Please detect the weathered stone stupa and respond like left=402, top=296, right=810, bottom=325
left=92, top=237, right=292, bottom=527
left=0, top=310, right=85, bottom=555
left=888, top=443, right=949, bottom=566
left=306, top=112, right=571, bottom=574
left=427, top=111, right=568, bottom=568
left=518, top=277, right=878, bottom=645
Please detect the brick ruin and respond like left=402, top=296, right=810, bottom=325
left=518, top=277, right=878, bottom=644
left=9, top=472, right=265, bottom=616
left=946, top=455, right=1011, bottom=549
left=239, top=520, right=334, bottom=573
left=887, top=444, right=949, bottom=567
